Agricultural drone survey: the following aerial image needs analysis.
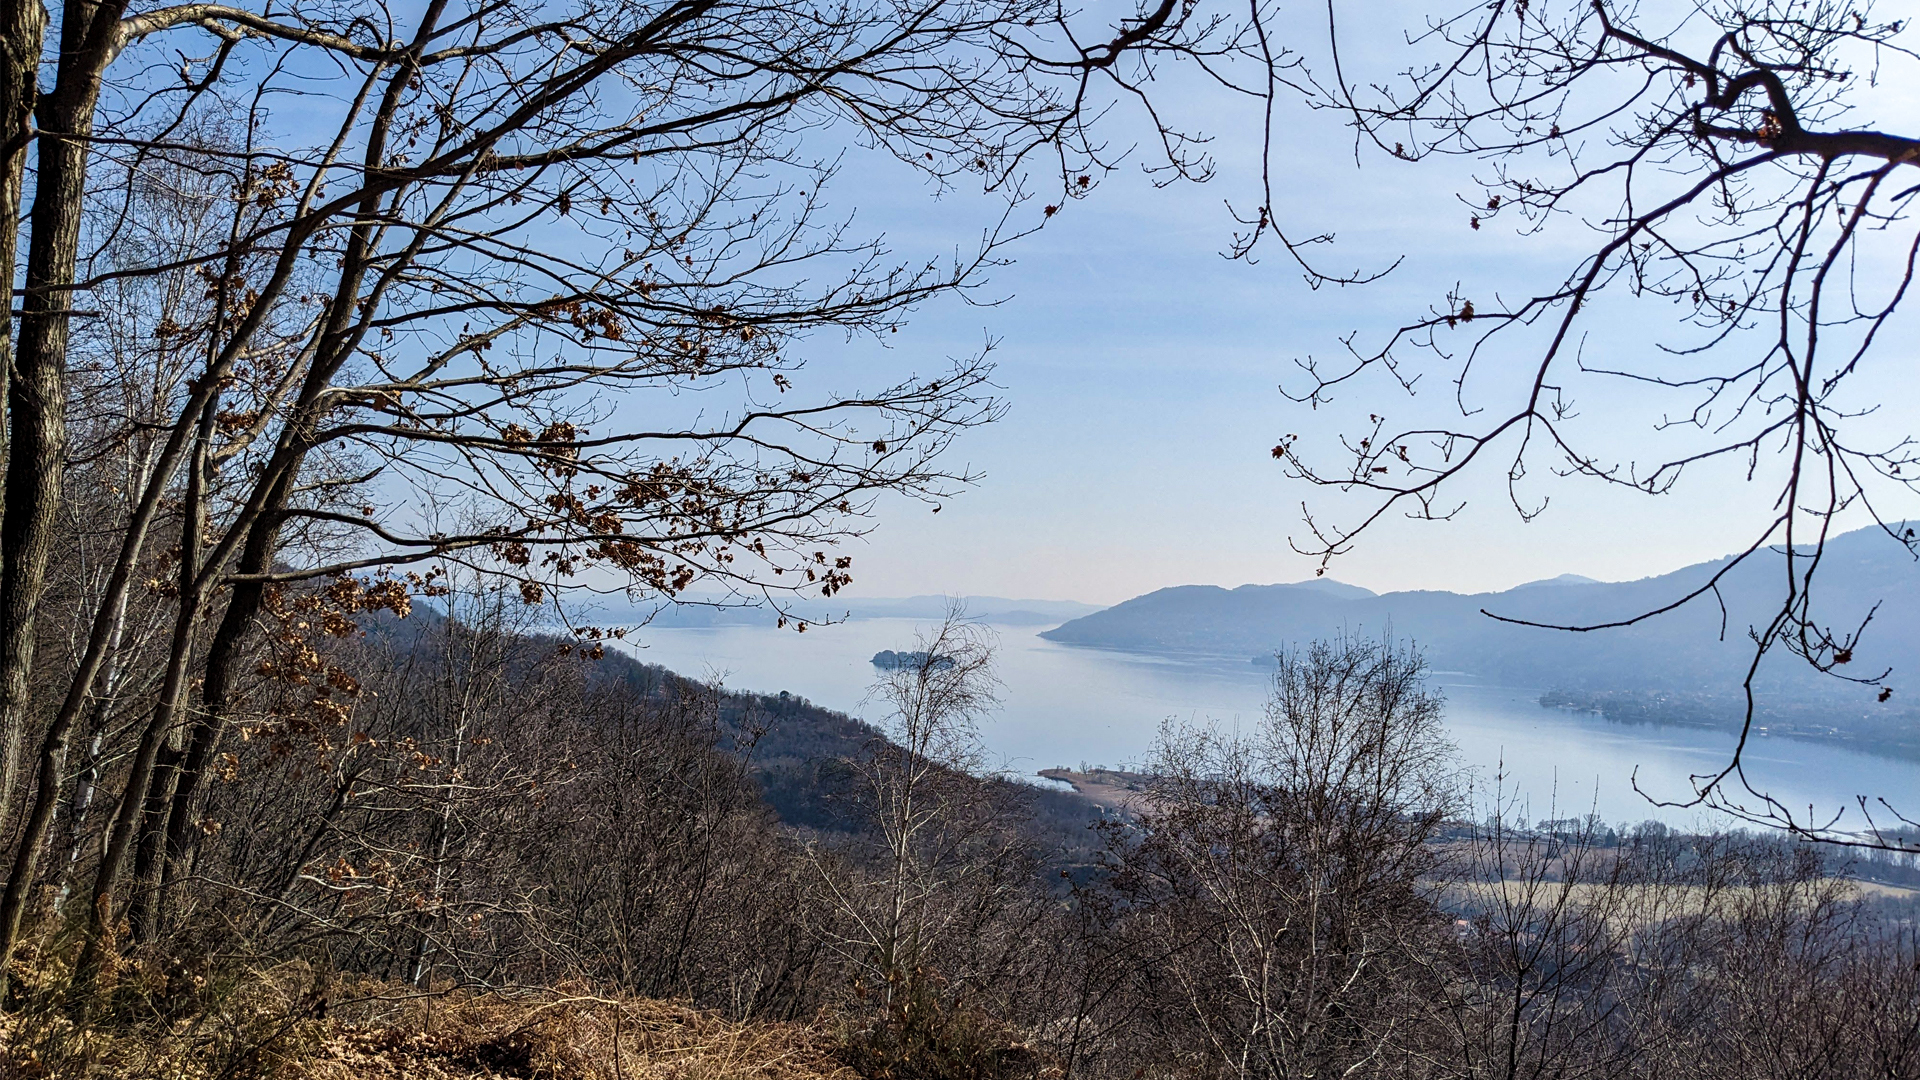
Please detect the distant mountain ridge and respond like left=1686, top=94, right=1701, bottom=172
left=1516, top=574, right=1603, bottom=588
left=1040, top=528, right=1920, bottom=755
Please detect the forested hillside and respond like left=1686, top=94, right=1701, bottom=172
left=8, top=622, right=1920, bottom=1080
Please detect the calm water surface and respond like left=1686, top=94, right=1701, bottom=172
left=618, top=617, right=1920, bottom=829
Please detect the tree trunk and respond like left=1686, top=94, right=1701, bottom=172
left=156, top=470, right=289, bottom=931
left=0, top=0, right=44, bottom=835
left=75, top=394, right=213, bottom=983
left=126, top=744, right=180, bottom=944
left=0, top=0, right=129, bottom=997
left=52, top=726, right=104, bottom=913
left=53, top=447, right=154, bottom=910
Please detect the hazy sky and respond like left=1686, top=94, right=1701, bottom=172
left=731, top=8, right=1920, bottom=606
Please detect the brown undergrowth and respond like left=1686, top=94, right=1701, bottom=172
left=0, top=960, right=859, bottom=1080
left=291, top=990, right=859, bottom=1080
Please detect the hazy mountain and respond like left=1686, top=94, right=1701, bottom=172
left=1515, top=574, right=1603, bottom=588
left=614, top=593, right=1104, bottom=628
left=1041, top=528, right=1920, bottom=754
left=1279, top=577, right=1378, bottom=600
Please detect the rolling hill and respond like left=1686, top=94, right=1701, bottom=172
left=1040, top=528, right=1920, bottom=755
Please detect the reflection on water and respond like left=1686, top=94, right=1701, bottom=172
left=618, top=617, right=1920, bottom=829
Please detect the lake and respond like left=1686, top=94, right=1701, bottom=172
left=617, top=616, right=1920, bottom=831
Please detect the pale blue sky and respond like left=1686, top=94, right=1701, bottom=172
left=718, top=7, right=1920, bottom=606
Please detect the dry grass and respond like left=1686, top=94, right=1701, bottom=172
left=291, top=990, right=859, bottom=1080
left=0, top=964, right=856, bottom=1080
left=1440, top=875, right=1914, bottom=911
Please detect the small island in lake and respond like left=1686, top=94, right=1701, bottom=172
left=871, top=650, right=956, bottom=670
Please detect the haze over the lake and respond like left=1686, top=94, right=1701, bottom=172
left=624, top=615, right=1920, bottom=831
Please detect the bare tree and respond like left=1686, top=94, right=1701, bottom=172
left=1101, top=635, right=1457, bottom=1080
left=1263, top=0, right=1920, bottom=845
left=813, top=612, right=1002, bottom=992
left=1434, top=811, right=1920, bottom=1080
left=0, top=0, right=1295, bottom=987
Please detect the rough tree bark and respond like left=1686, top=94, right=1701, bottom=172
left=0, top=0, right=45, bottom=833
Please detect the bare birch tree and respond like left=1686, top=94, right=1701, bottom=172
left=814, top=613, right=1003, bottom=996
